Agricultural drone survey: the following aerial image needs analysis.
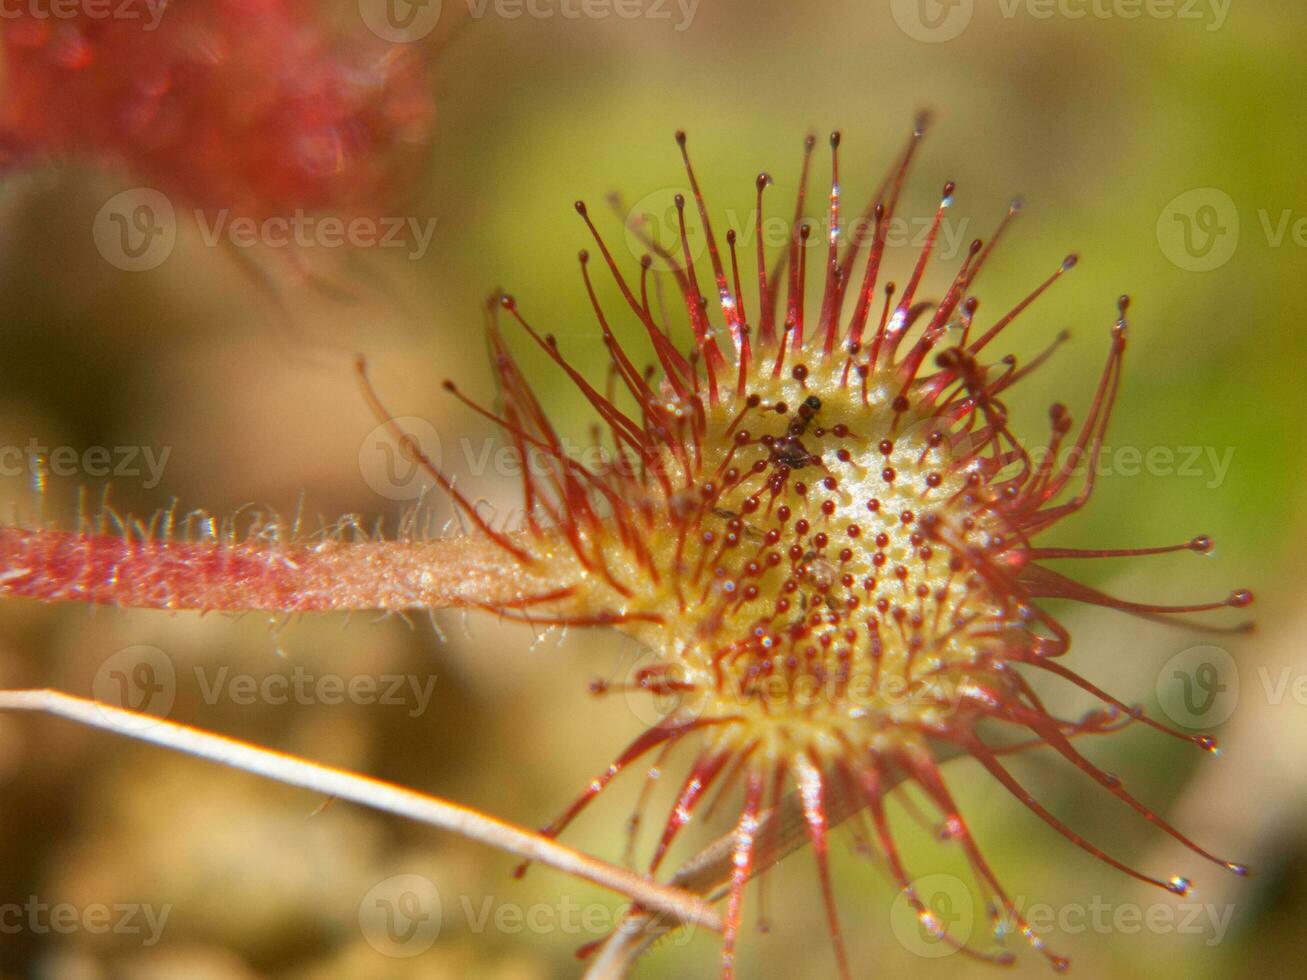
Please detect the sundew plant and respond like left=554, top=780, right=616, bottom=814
left=0, top=119, right=1254, bottom=977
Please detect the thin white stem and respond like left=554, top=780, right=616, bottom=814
left=0, top=688, right=722, bottom=935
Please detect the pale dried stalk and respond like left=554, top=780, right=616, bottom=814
left=0, top=688, right=722, bottom=934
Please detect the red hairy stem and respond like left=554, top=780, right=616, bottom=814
left=0, top=526, right=572, bottom=614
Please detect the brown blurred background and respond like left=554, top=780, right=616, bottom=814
left=1, top=1, right=1304, bottom=977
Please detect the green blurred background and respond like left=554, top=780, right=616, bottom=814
left=1, top=1, right=1304, bottom=977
